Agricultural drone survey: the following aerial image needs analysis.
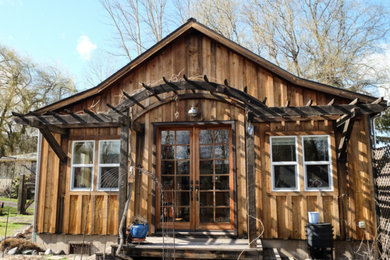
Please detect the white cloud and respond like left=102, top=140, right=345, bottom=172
left=76, top=35, right=97, bottom=61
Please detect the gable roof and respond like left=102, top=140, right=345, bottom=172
left=36, top=18, right=380, bottom=113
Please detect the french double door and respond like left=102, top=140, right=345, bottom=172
left=156, top=125, right=234, bottom=231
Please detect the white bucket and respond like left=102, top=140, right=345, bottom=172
left=308, top=212, right=319, bottom=224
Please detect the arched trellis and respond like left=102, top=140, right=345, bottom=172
left=12, top=74, right=387, bottom=162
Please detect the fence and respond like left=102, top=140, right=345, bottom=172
left=373, top=145, right=390, bottom=256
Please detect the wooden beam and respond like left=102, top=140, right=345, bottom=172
left=118, top=110, right=129, bottom=234
left=349, top=98, right=359, bottom=105
left=245, top=109, right=256, bottom=248
left=371, top=97, right=384, bottom=104
left=306, top=99, right=313, bottom=106
left=142, top=83, right=162, bottom=101
left=336, top=108, right=360, bottom=128
left=84, top=109, right=104, bottom=122
left=39, top=126, right=68, bottom=163
left=64, top=109, right=86, bottom=124
left=106, top=103, right=126, bottom=116
left=327, top=98, right=335, bottom=106
left=163, top=77, right=180, bottom=95
left=337, top=110, right=357, bottom=160
left=123, top=91, right=146, bottom=109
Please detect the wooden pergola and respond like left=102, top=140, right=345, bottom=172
left=13, top=75, right=387, bottom=247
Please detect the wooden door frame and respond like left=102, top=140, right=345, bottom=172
left=153, top=121, right=237, bottom=235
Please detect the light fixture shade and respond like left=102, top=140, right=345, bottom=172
left=188, top=105, right=198, bottom=117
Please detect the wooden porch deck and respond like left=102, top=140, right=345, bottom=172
left=111, top=236, right=263, bottom=259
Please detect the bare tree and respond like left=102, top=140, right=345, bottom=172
left=101, top=0, right=168, bottom=60
left=0, top=45, right=76, bottom=156
left=244, top=0, right=389, bottom=92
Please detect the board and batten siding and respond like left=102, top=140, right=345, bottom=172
left=34, top=30, right=376, bottom=240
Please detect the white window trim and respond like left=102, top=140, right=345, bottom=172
left=70, top=140, right=95, bottom=191
left=270, top=136, right=299, bottom=192
left=302, top=135, right=333, bottom=191
left=97, top=140, right=120, bottom=191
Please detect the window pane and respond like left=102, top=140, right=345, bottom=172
left=176, top=176, right=190, bottom=190
left=176, top=131, right=190, bottom=144
left=176, top=145, right=190, bottom=159
left=176, top=192, right=190, bottom=206
left=161, top=146, right=175, bottom=159
left=274, top=165, right=296, bottom=189
left=161, top=161, right=174, bottom=175
left=215, top=145, right=229, bottom=159
left=99, top=140, right=120, bottom=164
left=306, top=165, right=330, bottom=188
left=216, top=192, right=229, bottom=206
left=215, top=129, right=229, bottom=144
left=200, top=176, right=213, bottom=190
left=200, top=192, right=213, bottom=206
left=200, top=208, right=213, bottom=222
left=176, top=160, right=190, bottom=175
left=200, top=145, right=212, bottom=159
left=215, top=176, right=229, bottom=190
left=304, top=137, right=329, bottom=161
left=200, top=160, right=213, bottom=175
left=73, top=142, right=94, bottom=164
left=73, top=167, right=92, bottom=189
left=161, top=131, right=174, bottom=144
left=161, top=176, right=174, bottom=190
left=175, top=207, right=189, bottom=222
left=215, top=160, right=229, bottom=174
left=100, top=167, right=119, bottom=189
left=272, top=137, right=296, bottom=162
left=216, top=208, right=230, bottom=222
left=200, top=130, right=213, bottom=144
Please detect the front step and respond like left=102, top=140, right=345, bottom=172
left=110, top=237, right=263, bottom=259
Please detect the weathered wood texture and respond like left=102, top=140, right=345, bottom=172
left=35, top=30, right=376, bottom=240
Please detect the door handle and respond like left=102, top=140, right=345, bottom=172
left=195, top=180, right=199, bottom=201
left=190, top=180, right=194, bottom=201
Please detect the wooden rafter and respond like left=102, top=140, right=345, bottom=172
left=337, top=108, right=359, bottom=160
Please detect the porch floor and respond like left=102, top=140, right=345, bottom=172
left=111, top=236, right=263, bottom=259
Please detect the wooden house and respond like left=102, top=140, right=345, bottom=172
left=14, top=19, right=388, bottom=258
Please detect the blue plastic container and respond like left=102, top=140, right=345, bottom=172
left=129, top=223, right=149, bottom=238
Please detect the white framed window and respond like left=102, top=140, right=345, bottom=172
left=303, top=135, right=332, bottom=191
left=71, top=141, right=95, bottom=191
left=271, top=136, right=299, bottom=191
left=98, top=140, right=120, bottom=191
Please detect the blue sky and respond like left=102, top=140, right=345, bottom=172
left=0, top=0, right=123, bottom=90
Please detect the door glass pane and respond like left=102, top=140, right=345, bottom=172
left=200, top=176, right=213, bottom=190
left=200, top=208, right=213, bottom=223
left=215, top=129, right=229, bottom=144
left=176, top=145, right=190, bottom=159
left=176, top=176, right=190, bottom=190
left=215, top=176, right=229, bottom=190
left=177, top=160, right=190, bottom=175
left=162, top=146, right=175, bottom=159
left=161, top=161, right=174, bottom=174
left=200, top=160, right=213, bottom=175
left=200, top=145, right=213, bottom=159
left=200, top=192, right=213, bottom=206
left=216, top=208, right=230, bottom=222
left=176, top=131, right=190, bottom=144
left=216, top=192, right=229, bottom=206
left=215, top=145, right=229, bottom=159
left=162, top=207, right=173, bottom=221
left=176, top=192, right=190, bottom=206
left=161, top=131, right=174, bottom=144
left=161, top=176, right=174, bottom=189
left=176, top=208, right=189, bottom=222
left=215, top=160, right=229, bottom=174
left=200, top=130, right=213, bottom=144
left=162, top=191, right=174, bottom=206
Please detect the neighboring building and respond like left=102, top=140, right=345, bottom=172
left=0, top=153, right=36, bottom=194
left=14, top=19, right=388, bottom=258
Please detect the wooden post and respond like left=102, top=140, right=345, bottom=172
left=246, top=110, right=257, bottom=248
left=17, top=175, right=26, bottom=214
left=118, top=113, right=130, bottom=236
